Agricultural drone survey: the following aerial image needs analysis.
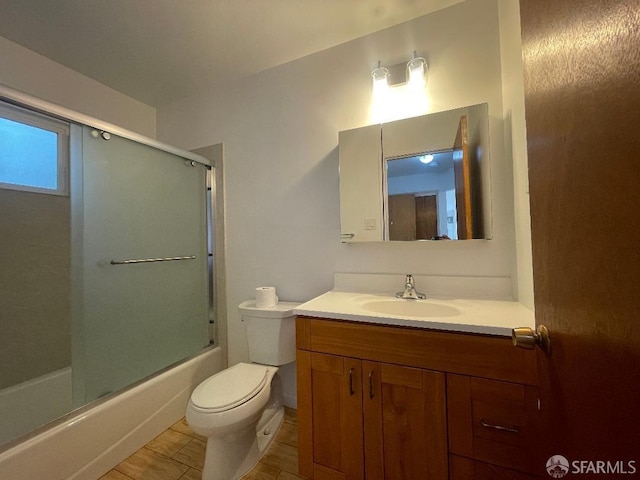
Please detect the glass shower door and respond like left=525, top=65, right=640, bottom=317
left=76, top=126, right=209, bottom=404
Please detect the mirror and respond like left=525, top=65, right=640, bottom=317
left=385, top=151, right=457, bottom=240
left=339, top=103, right=491, bottom=242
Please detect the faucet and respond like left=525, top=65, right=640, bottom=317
left=396, top=274, right=426, bottom=300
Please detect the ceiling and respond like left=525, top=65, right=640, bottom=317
left=0, top=0, right=461, bottom=107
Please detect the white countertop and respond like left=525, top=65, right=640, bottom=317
left=293, top=291, right=535, bottom=337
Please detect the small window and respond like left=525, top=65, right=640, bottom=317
left=0, top=101, right=70, bottom=196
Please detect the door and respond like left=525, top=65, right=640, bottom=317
left=520, top=0, right=640, bottom=475
left=388, top=194, right=416, bottom=240
left=297, top=351, right=364, bottom=480
left=452, top=115, right=472, bottom=239
left=415, top=195, right=438, bottom=240
left=363, top=362, right=448, bottom=480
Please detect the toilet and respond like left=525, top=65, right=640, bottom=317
left=186, top=300, right=300, bottom=480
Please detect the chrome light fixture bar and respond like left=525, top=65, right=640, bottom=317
left=372, top=52, right=428, bottom=89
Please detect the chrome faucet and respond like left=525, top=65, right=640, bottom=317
left=396, top=274, right=426, bottom=300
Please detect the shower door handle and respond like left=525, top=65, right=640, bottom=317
left=110, top=255, right=196, bottom=265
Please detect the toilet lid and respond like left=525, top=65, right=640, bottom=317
left=190, top=363, right=268, bottom=412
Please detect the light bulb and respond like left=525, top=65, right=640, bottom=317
left=407, top=57, right=427, bottom=87
left=371, top=65, right=390, bottom=92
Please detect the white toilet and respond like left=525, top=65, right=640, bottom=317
left=186, top=300, right=299, bottom=480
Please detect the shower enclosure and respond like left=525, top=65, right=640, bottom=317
left=0, top=96, right=215, bottom=448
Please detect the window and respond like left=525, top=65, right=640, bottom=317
left=0, top=101, right=70, bottom=195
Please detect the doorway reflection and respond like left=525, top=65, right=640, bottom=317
left=385, top=150, right=458, bottom=240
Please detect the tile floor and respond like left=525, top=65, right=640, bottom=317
left=100, top=408, right=305, bottom=480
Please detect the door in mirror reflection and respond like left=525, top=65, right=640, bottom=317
left=453, top=115, right=473, bottom=239
left=386, top=150, right=457, bottom=240
left=384, top=113, right=479, bottom=240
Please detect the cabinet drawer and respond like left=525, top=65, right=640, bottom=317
left=447, top=374, right=540, bottom=474
left=297, top=317, right=538, bottom=385
left=450, top=455, right=539, bottom=480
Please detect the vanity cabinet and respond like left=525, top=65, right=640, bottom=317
left=298, top=350, right=447, bottom=480
left=296, top=316, right=540, bottom=480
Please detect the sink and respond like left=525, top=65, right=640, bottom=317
left=361, top=299, right=460, bottom=318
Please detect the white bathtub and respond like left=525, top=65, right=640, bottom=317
left=0, top=347, right=222, bottom=480
left=0, top=367, right=72, bottom=447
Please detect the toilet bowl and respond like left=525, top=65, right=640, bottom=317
left=186, top=301, right=299, bottom=480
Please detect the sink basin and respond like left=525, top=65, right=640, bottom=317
left=361, top=299, right=460, bottom=318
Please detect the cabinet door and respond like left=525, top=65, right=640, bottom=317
left=298, top=350, right=364, bottom=480
left=338, top=124, right=384, bottom=242
left=363, top=361, right=448, bottom=480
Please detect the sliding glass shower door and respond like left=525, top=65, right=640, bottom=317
left=74, top=126, right=209, bottom=404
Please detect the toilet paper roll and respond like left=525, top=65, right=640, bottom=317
left=255, top=286, right=278, bottom=308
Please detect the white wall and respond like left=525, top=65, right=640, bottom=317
left=156, top=0, right=527, bottom=368
left=388, top=171, right=455, bottom=196
left=0, top=36, right=156, bottom=137
left=498, top=0, right=534, bottom=310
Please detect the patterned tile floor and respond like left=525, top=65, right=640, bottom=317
left=100, top=408, right=304, bottom=480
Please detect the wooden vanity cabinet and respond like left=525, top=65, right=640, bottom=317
left=297, top=350, right=447, bottom=480
left=296, top=316, right=540, bottom=480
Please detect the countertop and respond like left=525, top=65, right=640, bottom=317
left=293, top=291, right=535, bottom=337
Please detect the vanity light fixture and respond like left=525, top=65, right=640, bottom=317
left=371, top=52, right=428, bottom=90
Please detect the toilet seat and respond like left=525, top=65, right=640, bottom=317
left=190, top=363, right=268, bottom=413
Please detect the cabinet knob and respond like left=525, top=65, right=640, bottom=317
left=512, top=325, right=550, bottom=353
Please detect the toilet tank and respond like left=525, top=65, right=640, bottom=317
left=238, top=300, right=301, bottom=366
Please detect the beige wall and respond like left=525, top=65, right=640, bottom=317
left=156, top=0, right=531, bottom=368
left=0, top=36, right=156, bottom=138
left=0, top=189, right=70, bottom=389
left=498, top=0, right=534, bottom=310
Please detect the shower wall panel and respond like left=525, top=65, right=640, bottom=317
left=0, top=188, right=71, bottom=390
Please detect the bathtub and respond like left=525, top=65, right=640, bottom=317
left=0, top=367, right=72, bottom=446
left=0, top=347, right=222, bottom=480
